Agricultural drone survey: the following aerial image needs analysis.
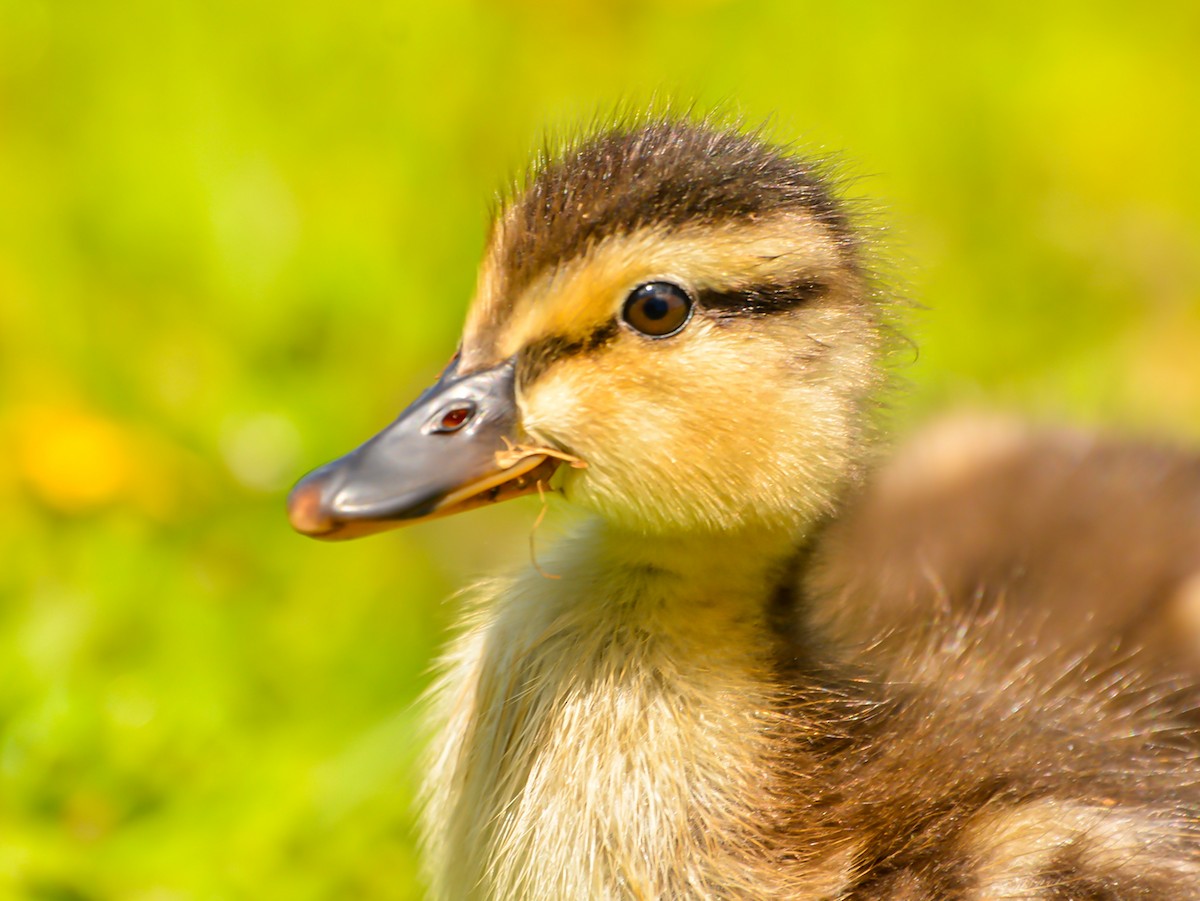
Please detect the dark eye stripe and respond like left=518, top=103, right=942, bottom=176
left=518, top=319, right=619, bottom=384
left=699, top=278, right=827, bottom=317
left=516, top=276, right=827, bottom=385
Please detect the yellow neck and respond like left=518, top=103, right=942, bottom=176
left=420, top=519, right=849, bottom=899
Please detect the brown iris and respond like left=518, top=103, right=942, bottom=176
left=621, top=282, right=693, bottom=338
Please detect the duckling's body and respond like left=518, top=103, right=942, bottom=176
left=289, top=117, right=1200, bottom=899
left=425, top=510, right=1200, bottom=900
left=813, top=418, right=1200, bottom=680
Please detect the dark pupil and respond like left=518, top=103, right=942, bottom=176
left=641, top=294, right=671, bottom=321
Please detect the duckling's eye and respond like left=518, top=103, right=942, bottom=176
left=621, top=282, right=693, bottom=338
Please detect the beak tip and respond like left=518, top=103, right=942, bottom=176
left=287, top=479, right=336, bottom=537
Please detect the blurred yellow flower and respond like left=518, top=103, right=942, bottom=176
left=12, top=405, right=134, bottom=513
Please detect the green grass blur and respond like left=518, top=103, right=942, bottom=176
left=1, top=1, right=1198, bottom=897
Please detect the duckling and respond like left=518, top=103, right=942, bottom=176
left=288, top=117, right=1200, bottom=899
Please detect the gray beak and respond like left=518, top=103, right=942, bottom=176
left=287, top=357, right=558, bottom=541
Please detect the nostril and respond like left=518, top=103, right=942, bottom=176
left=433, top=403, right=476, bottom=433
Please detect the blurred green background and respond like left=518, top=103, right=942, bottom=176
left=2, top=1, right=1198, bottom=898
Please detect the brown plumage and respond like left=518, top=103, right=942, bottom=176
left=494, top=122, right=856, bottom=310
left=813, top=418, right=1200, bottom=680
left=289, top=115, right=1200, bottom=899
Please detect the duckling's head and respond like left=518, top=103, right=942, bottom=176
left=289, top=118, right=885, bottom=540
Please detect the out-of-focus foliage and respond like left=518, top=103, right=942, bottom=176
left=1, top=0, right=1197, bottom=897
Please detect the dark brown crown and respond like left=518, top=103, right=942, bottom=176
left=492, top=117, right=854, bottom=301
